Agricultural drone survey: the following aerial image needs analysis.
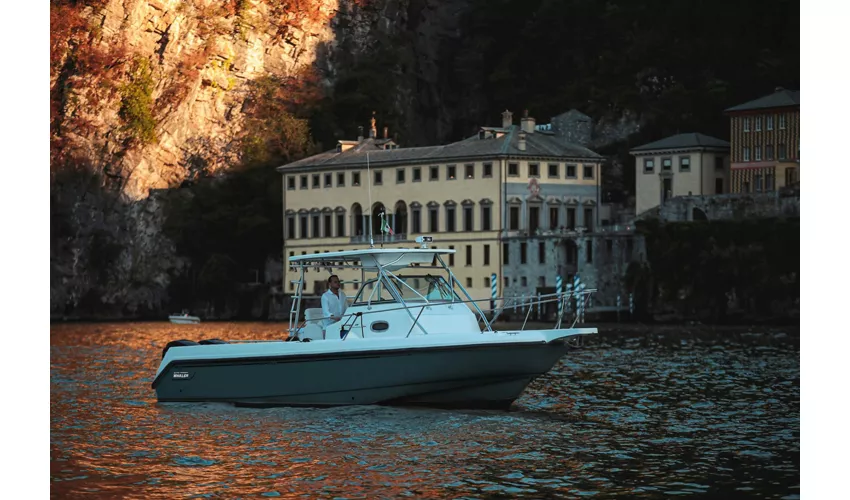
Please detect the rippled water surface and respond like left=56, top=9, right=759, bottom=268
left=51, top=322, right=799, bottom=498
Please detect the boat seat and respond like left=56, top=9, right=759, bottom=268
left=299, top=308, right=325, bottom=341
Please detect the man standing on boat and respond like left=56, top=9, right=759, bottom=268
left=321, top=275, right=348, bottom=335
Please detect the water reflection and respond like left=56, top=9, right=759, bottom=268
left=51, top=322, right=799, bottom=498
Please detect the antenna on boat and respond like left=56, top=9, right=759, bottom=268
left=367, top=151, right=374, bottom=248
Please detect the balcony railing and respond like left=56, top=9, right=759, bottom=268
left=350, top=233, right=408, bottom=244
left=502, top=224, right=635, bottom=237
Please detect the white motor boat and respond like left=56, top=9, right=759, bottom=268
left=169, top=312, right=201, bottom=325
left=152, top=237, right=596, bottom=409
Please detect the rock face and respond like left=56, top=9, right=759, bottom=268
left=51, top=0, right=343, bottom=317
left=53, top=0, right=342, bottom=200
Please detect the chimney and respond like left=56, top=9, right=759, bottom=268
left=501, top=109, right=513, bottom=128
left=357, top=126, right=364, bottom=142
left=520, top=109, right=536, bottom=133
left=518, top=131, right=527, bottom=151
left=369, top=111, right=377, bottom=139
left=383, top=126, right=388, bottom=139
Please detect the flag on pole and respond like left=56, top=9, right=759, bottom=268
left=380, top=211, right=394, bottom=235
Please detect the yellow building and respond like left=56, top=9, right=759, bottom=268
left=630, top=133, right=731, bottom=216
left=276, top=110, right=605, bottom=302
left=724, top=88, right=800, bottom=192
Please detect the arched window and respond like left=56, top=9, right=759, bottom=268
left=371, top=202, right=386, bottom=236
left=393, top=200, right=408, bottom=235
left=351, top=203, right=363, bottom=236
left=335, top=206, right=346, bottom=237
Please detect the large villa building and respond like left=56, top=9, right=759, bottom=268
left=276, top=110, right=636, bottom=305
left=724, top=88, right=800, bottom=193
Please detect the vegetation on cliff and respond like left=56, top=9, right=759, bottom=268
left=162, top=166, right=283, bottom=315
left=626, top=218, right=800, bottom=323
left=119, top=57, right=157, bottom=144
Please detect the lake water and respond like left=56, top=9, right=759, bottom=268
left=50, top=322, right=799, bottom=498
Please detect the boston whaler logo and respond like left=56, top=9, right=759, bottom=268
left=172, top=371, right=193, bottom=380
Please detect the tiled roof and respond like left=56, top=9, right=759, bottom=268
left=553, top=109, right=591, bottom=121
left=725, top=89, right=800, bottom=112
left=277, top=126, right=602, bottom=172
left=631, top=133, right=730, bottom=152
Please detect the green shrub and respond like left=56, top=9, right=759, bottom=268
left=119, top=57, right=157, bottom=144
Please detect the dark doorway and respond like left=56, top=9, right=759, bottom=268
left=662, top=178, right=672, bottom=202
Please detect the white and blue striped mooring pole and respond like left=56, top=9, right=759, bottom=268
left=577, top=281, right=586, bottom=323
left=617, top=294, right=621, bottom=322
left=555, top=275, right=563, bottom=319
left=490, top=273, right=497, bottom=312
left=573, top=274, right=581, bottom=320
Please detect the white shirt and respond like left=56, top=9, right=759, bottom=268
left=321, top=289, right=347, bottom=329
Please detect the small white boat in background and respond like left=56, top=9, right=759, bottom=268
left=169, top=311, right=201, bottom=325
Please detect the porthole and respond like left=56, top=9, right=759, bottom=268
left=371, top=321, right=389, bottom=332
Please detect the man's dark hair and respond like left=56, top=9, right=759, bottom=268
left=327, top=274, right=340, bottom=284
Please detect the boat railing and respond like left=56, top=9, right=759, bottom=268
left=283, top=289, right=597, bottom=341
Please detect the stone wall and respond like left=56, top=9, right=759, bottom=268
left=501, top=229, right=646, bottom=317
left=648, top=192, right=800, bottom=222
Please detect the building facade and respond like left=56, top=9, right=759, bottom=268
left=277, top=110, right=638, bottom=308
left=630, top=133, right=731, bottom=216
left=724, top=88, right=800, bottom=193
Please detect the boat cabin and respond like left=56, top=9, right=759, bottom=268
left=287, top=241, right=492, bottom=342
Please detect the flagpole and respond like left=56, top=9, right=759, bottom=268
left=367, top=151, right=374, bottom=248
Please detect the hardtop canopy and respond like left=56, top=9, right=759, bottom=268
left=288, top=248, right=455, bottom=272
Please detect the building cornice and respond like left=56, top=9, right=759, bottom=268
left=630, top=146, right=729, bottom=157
left=277, top=152, right=601, bottom=174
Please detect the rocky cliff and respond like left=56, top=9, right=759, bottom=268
left=51, top=0, right=343, bottom=198
left=50, top=0, right=478, bottom=318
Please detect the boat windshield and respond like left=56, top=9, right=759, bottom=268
left=351, top=274, right=461, bottom=304
left=351, top=278, right=397, bottom=305
left=386, top=274, right=462, bottom=302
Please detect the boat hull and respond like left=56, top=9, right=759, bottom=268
left=169, top=316, right=201, bottom=325
left=153, top=341, right=570, bottom=408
